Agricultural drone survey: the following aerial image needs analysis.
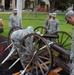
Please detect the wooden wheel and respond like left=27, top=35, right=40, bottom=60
left=19, top=33, right=52, bottom=75
left=53, top=31, right=72, bottom=51
left=34, top=26, right=49, bottom=35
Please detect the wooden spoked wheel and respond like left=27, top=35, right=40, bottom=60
left=53, top=31, right=72, bottom=51
left=19, top=33, right=52, bottom=75
left=34, top=26, right=49, bottom=35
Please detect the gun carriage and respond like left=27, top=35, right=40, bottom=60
left=0, top=26, right=72, bottom=75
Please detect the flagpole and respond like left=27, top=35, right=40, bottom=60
left=17, top=0, right=22, bottom=26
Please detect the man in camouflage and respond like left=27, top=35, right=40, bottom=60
left=9, top=9, right=22, bottom=29
left=65, top=10, right=74, bottom=75
left=47, top=13, right=60, bottom=34
left=1, top=26, right=34, bottom=69
left=44, top=13, right=53, bottom=29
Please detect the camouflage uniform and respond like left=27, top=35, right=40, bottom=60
left=44, top=13, right=60, bottom=34
left=1, top=26, right=34, bottom=69
left=65, top=10, right=74, bottom=75
left=9, top=14, right=22, bottom=28
left=44, top=13, right=53, bottom=29
left=44, top=18, right=50, bottom=29
left=70, top=29, right=74, bottom=59
left=70, top=31, right=74, bottom=75
left=48, top=18, right=60, bottom=34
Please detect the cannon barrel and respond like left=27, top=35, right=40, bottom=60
left=43, top=35, right=59, bottom=38
left=50, top=43, right=70, bottom=57
left=49, top=43, right=70, bottom=73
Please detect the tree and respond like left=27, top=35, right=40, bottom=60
left=69, top=0, right=74, bottom=4
left=49, top=0, right=56, bottom=12
left=49, top=0, right=71, bottom=12
left=68, top=0, right=74, bottom=11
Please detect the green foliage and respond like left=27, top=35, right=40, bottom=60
left=49, top=0, right=73, bottom=11
left=68, top=0, right=74, bottom=4
left=38, top=0, right=46, bottom=6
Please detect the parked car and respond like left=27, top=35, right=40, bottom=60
left=0, top=19, right=4, bottom=33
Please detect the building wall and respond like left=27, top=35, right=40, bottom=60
left=0, top=0, right=34, bottom=10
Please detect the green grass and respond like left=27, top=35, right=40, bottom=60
left=0, top=12, right=73, bottom=37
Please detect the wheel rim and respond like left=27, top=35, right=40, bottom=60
left=53, top=31, right=72, bottom=51
left=20, top=33, right=52, bottom=75
left=34, top=26, right=49, bottom=35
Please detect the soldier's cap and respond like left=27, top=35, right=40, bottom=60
left=49, top=13, right=53, bottom=16
left=13, top=8, right=17, bottom=11
left=52, top=13, right=57, bottom=17
left=27, top=26, right=34, bottom=30
left=65, top=10, right=74, bottom=23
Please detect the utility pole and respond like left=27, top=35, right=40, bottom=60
left=17, top=0, right=22, bottom=25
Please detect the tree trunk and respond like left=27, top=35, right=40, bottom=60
left=34, top=0, right=37, bottom=18
left=49, top=0, right=55, bottom=12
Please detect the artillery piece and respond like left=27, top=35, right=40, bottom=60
left=0, top=26, right=72, bottom=75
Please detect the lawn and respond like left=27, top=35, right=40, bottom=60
left=0, top=12, right=73, bottom=37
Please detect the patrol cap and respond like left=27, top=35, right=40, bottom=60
left=13, top=9, right=17, bottom=13
left=52, top=13, right=57, bottom=17
left=13, top=9, right=17, bottom=14
left=13, top=8, right=17, bottom=11
left=27, top=26, right=33, bottom=29
left=65, top=10, right=74, bottom=23
left=49, top=13, right=53, bottom=16
left=27, top=26, right=34, bottom=32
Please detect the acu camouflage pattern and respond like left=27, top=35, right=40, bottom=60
left=44, top=18, right=60, bottom=34
left=3, top=27, right=34, bottom=69
left=70, top=31, right=74, bottom=75
left=9, top=14, right=22, bottom=28
left=48, top=18, right=60, bottom=34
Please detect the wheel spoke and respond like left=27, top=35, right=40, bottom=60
left=38, top=58, right=49, bottom=70
left=35, top=61, right=39, bottom=75
left=61, top=36, right=69, bottom=46
left=30, top=61, right=35, bottom=74
left=21, top=45, right=31, bottom=53
left=38, top=56, right=50, bottom=61
left=63, top=43, right=71, bottom=47
left=37, top=60, right=45, bottom=75
left=60, top=33, right=64, bottom=44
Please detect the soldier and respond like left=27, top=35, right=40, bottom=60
left=65, top=10, right=74, bottom=75
left=44, top=13, right=53, bottom=29
left=1, top=26, right=34, bottom=70
left=8, top=9, right=22, bottom=29
left=48, top=13, right=60, bottom=34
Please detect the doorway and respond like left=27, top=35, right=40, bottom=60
left=5, top=0, right=10, bottom=10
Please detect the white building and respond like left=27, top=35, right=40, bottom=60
left=0, top=0, right=50, bottom=11
left=0, top=0, right=34, bottom=10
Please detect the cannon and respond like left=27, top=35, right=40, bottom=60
left=0, top=26, right=72, bottom=75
